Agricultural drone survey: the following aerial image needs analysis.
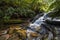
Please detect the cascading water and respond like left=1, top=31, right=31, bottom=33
left=27, top=13, right=53, bottom=40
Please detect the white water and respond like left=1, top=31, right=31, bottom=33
left=29, top=13, right=47, bottom=29
left=27, top=13, right=48, bottom=40
left=27, top=13, right=53, bottom=40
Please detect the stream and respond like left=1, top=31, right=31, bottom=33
left=27, top=13, right=53, bottom=40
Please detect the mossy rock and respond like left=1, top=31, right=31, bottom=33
left=3, top=19, right=27, bottom=24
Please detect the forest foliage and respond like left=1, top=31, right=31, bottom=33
left=0, top=0, right=60, bottom=40
left=0, top=0, right=60, bottom=22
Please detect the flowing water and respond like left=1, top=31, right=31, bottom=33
left=27, top=13, right=53, bottom=40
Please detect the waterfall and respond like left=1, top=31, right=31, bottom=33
left=27, top=12, right=53, bottom=40
left=27, top=13, right=49, bottom=40
left=29, top=13, right=47, bottom=30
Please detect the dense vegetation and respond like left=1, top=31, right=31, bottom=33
left=0, top=0, right=60, bottom=40
left=0, top=0, right=39, bottom=20
left=0, top=0, right=60, bottom=22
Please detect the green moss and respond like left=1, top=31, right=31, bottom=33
left=4, top=20, right=25, bottom=24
